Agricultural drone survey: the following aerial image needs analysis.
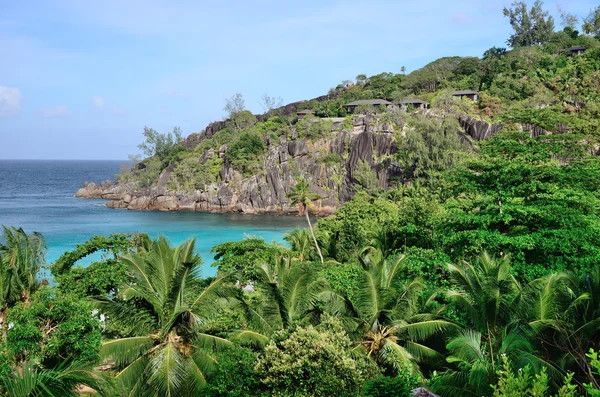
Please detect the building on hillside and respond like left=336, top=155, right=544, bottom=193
left=568, top=45, right=586, bottom=56
left=451, top=90, right=479, bottom=101
left=297, top=109, right=316, bottom=120
left=344, top=99, right=393, bottom=113
left=398, top=99, right=430, bottom=110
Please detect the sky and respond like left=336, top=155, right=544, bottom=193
left=0, top=0, right=596, bottom=160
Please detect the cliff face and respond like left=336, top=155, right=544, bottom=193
left=76, top=116, right=402, bottom=214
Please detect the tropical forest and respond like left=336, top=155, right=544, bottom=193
left=3, top=2, right=600, bottom=396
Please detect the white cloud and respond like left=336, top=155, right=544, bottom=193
left=0, top=86, right=22, bottom=116
left=92, top=96, right=105, bottom=109
left=38, top=105, right=71, bottom=118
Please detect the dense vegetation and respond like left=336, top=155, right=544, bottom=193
left=117, top=2, right=600, bottom=195
left=3, top=3, right=600, bottom=396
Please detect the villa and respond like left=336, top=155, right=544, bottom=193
left=344, top=99, right=393, bottom=113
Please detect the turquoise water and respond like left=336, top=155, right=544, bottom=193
left=0, top=160, right=306, bottom=276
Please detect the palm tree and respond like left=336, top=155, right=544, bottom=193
left=430, top=253, right=546, bottom=397
left=284, top=229, right=313, bottom=262
left=0, top=226, right=46, bottom=331
left=287, top=177, right=324, bottom=264
left=346, top=247, right=455, bottom=373
left=526, top=267, right=600, bottom=388
left=0, top=361, right=108, bottom=397
left=234, top=254, right=327, bottom=347
left=94, top=236, right=235, bottom=396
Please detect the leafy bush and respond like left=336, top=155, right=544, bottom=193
left=201, top=345, right=263, bottom=397
left=211, top=238, right=285, bottom=281
left=362, top=369, right=421, bottom=397
left=56, top=259, right=128, bottom=298
left=6, top=287, right=102, bottom=365
left=491, top=356, right=578, bottom=397
left=255, top=315, right=379, bottom=397
left=226, top=131, right=265, bottom=176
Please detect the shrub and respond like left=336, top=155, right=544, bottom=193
left=255, top=315, right=379, bottom=397
left=202, top=345, right=263, bottom=397
left=226, top=131, right=265, bottom=176
left=362, top=369, right=421, bottom=397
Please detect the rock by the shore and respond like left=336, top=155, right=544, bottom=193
left=75, top=113, right=477, bottom=215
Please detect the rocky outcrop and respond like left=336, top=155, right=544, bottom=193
left=411, top=387, right=440, bottom=397
left=182, top=94, right=333, bottom=148
left=459, top=116, right=503, bottom=141
left=76, top=117, right=402, bottom=214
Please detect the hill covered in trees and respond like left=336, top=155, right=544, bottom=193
left=4, top=2, right=600, bottom=396
left=77, top=1, right=600, bottom=215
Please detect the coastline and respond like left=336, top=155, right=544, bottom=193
left=74, top=181, right=337, bottom=216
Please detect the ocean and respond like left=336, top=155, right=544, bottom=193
left=0, top=160, right=306, bottom=276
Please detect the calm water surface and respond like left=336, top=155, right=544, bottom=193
left=0, top=160, right=306, bottom=276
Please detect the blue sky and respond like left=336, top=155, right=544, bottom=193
left=0, top=0, right=596, bottom=160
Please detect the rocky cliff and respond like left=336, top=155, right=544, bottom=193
left=76, top=111, right=502, bottom=214
left=76, top=116, right=405, bottom=214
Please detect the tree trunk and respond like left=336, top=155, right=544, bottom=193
left=305, top=206, right=324, bottom=264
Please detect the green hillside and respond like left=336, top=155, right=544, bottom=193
left=4, top=3, right=600, bottom=397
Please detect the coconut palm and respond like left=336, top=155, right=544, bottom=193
left=527, top=266, right=600, bottom=388
left=94, top=236, right=235, bottom=397
left=0, top=226, right=46, bottom=331
left=234, top=254, right=335, bottom=347
left=346, top=247, right=455, bottom=373
left=284, top=229, right=313, bottom=262
left=284, top=228, right=337, bottom=263
left=0, top=361, right=108, bottom=397
left=287, top=177, right=324, bottom=264
left=430, top=253, right=547, bottom=397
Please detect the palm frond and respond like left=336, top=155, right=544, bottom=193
left=100, top=336, right=154, bottom=367
left=230, top=330, right=270, bottom=348
left=146, top=342, right=185, bottom=397
left=396, top=319, right=458, bottom=341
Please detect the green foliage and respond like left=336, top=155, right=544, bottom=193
left=0, top=226, right=46, bottom=312
left=226, top=130, right=265, bottom=176
left=56, top=259, right=129, bottom=298
left=211, top=238, right=284, bottom=281
left=583, top=6, right=600, bottom=38
left=295, top=117, right=334, bottom=140
left=224, top=93, right=258, bottom=131
left=354, top=160, right=379, bottom=194
left=319, top=152, right=343, bottom=165
left=503, top=1, right=555, bottom=48
left=136, top=156, right=163, bottom=188
left=95, top=236, right=235, bottom=396
left=362, top=369, right=421, bottom=397
left=51, top=233, right=146, bottom=276
left=395, top=115, right=466, bottom=179
left=137, top=126, right=183, bottom=162
left=254, top=315, right=379, bottom=397
left=585, top=349, right=600, bottom=396
left=346, top=249, right=455, bottom=373
left=401, top=247, right=452, bottom=290
left=438, top=132, right=600, bottom=279
left=287, top=177, right=325, bottom=263
left=201, top=344, right=262, bottom=397
left=319, top=263, right=363, bottom=303
left=169, top=155, right=223, bottom=191
left=317, top=192, right=402, bottom=261
left=6, top=287, right=102, bottom=365
left=491, top=356, right=578, bottom=397
left=0, top=361, right=109, bottom=397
